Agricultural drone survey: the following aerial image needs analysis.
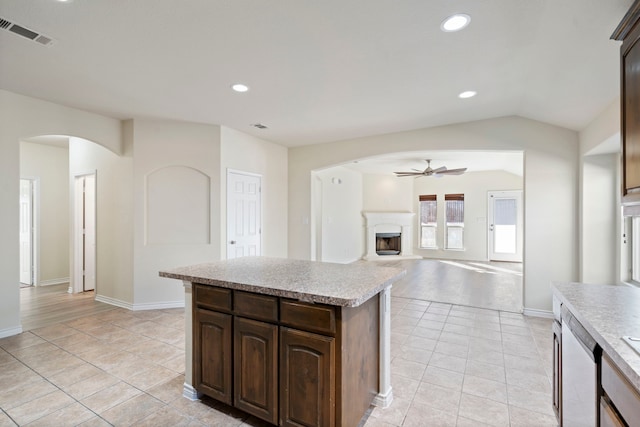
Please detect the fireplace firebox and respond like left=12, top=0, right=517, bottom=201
left=376, top=233, right=401, bottom=255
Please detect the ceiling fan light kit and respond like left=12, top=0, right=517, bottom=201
left=394, top=159, right=467, bottom=178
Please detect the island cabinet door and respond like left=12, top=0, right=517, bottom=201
left=279, top=327, right=335, bottom=427
left=194, top=308, right=232, bottom=405
left=234, top=317, right=279, bottom=425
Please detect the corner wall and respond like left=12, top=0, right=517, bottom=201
left=0, top=90, right=121, bottom=337
left=289, top=116, right=579, bottom=313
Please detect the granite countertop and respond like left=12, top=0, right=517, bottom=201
left=552, top=282, right=640, bottom=391
left=160, top=257, right=406, bottom=307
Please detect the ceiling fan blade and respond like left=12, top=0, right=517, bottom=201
left=394, top=172, right=424, bottom=176
left=436, top=167, right=467, bottom=175
left=432, top=166, right=447, bottom=174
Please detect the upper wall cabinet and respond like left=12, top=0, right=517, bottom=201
left=613, top=0, right=640, bottom=213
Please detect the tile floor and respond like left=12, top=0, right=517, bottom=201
left=0, top=297, right=556, bottom=426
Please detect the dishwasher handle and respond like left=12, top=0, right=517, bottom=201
left=561, top=306, right=601, bottom=361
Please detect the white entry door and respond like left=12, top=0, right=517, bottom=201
left=488, top=190, right=523, bottom=262
left=19, top=179, right=34, bottom=286
left=74, top=174, right=96, bottom=292
left=227, top=171, right=261, bottom=259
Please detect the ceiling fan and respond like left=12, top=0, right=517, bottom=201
left=394, top=159, right=467, bottom=178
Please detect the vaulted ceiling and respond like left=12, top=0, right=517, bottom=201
left=0, top=0, right=632, bottom=147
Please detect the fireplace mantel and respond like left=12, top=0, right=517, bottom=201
left=362, top=212, right=421, bottom=261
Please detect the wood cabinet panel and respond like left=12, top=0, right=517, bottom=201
left=613, top=0, right=640, bottom=206
left=623, top=33, right=640, bottom=194
left=280, top=327, right=335, bottom=427
left=194, top=308, right=232, bottom=404
left=234, top=317, right=278, bottom=424
left=235, top=291, right=278, bottom=322
left=194, top=284, right=232, bottom=312
left=280, top=300, right=336, bottom=336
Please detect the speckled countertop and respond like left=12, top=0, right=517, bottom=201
left=552, top=282, right=640, bottom=391
left=160, top=257, right=406, bottom=307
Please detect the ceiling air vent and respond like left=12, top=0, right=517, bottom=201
left=251, top=123, right=268, bottom=130
left=0, top=17, right=55, bottom=46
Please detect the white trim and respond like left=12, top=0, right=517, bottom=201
left=94, top=294, right=133, bottom=310
left=372, top=389, right=393, bottom=408
left=0, top=325, right=23, bottom=339
left=523, top=308, right=554, bottom=318
left=183, top=383, right=201, bottom=401
left=94, top=294, right=185, bottom=311
left=39, top=277, right=70, bottom=286
left=132, top=300, right=185, bottom=311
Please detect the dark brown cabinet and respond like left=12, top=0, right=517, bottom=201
left=280, top=327, right=335, bottom=427
left=612, top=0, right=640, bottom=211
left=234, top=316, right=278, bottom=424
left=192, top=283, right=379, bottom=427
left=194, top=308, right=232, bottom=405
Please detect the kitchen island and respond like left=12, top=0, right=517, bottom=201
left=160, top=257, right=405, bottom=427
left=552, top=282, right=640, bottom=426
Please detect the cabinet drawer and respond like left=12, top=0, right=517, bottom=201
left=601, top=355, right=640, bottom=424
left=280, top=300, right=336, bottom=336
left=194, top=284, right=232, bottom=312
left=234, top=291, right=278, bottom=322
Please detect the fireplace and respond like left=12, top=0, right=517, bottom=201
left=362, top=212, right=421, bottom=260
left=376, top=233, right=401, bottom=255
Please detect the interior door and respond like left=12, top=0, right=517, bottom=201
left=74, top=174, right=96, bottom=292
left=227, top=171, right=261, bottom=259
left=19, top=179, right=33, bottom=286
left=488, top=190, right=523, bottom=262
left=83, top=174, right=96, bottom=291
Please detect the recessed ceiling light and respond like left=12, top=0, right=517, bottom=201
left=441, top=14, right=471, bottom=32
left=231, top=83, right=249, bottom=93
left=458, top=91, right=477, bottom=99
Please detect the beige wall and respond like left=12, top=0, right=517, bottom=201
left=0, top=90, right=122, bottom=337
left=131, top=119, right=222, bottom=308
left=363, top=173, right=414, bottom=212
left=314, top=167, right=363, bottom=263
left=289, top=116, right=579, bottom=313
left=412, top=170, right=523, bottom=261
left=220, top=126, right=288, bottom=259
left=69, top=137, right=134, bottom=305
left=20, top=141, right=70, bottom=285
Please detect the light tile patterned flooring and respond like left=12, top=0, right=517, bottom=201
left=0, top=298, right=556, bottom=426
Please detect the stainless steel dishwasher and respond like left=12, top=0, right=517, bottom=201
left=561, top=306, right=601, bottom=426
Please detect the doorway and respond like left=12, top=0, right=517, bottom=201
left=227, top=170, right=262, bottom=259
left=488, top=190, right=523, bottom=262
left=19, top=178, right=36, bottom=287
left=74, top=173, right=96, bottom=292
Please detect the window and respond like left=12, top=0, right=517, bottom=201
left=419, top=195, right=437, bottom=248
left=445, top=193, right=464, bottom=250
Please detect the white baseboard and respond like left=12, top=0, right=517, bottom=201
left=95, top=294, right=185, bottom=311
left=94, top=294, right=134, bottom=310
left=38, top=277, right=70, bottom=286
left=132, top=300, right=184, bottom=311
left=183, top=383, right=201, bottom=401
left=523, top=308, right=554, bottom=318
left=372, top=388, right=393, bottom=408
left=0, top=325, right=23, bottom=339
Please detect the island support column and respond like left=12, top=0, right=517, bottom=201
left=182, top=281, right=201, bottom=401
left=373, top=285, right=393, bottom=407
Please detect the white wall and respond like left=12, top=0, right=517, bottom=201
left=289, top=116, right=578, bottom=313
left=131, top=119, right=222, bottom=309
left=0, top=90, right=121, bottom=337
left=581, top=154, right=619, bottom=284
left=220, top=126, right=288, bottom=259
left=362, top=174, right=414, bottom=212
left=69, top=137, right=134, bottom=305
left=20, top=141, right=70, bottom=284
left=413, top=170, right=523, bottom=261
left=314, top=167, right=363, bottom=263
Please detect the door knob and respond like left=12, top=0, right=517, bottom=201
left=229, top=240, right=236, bottom=244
